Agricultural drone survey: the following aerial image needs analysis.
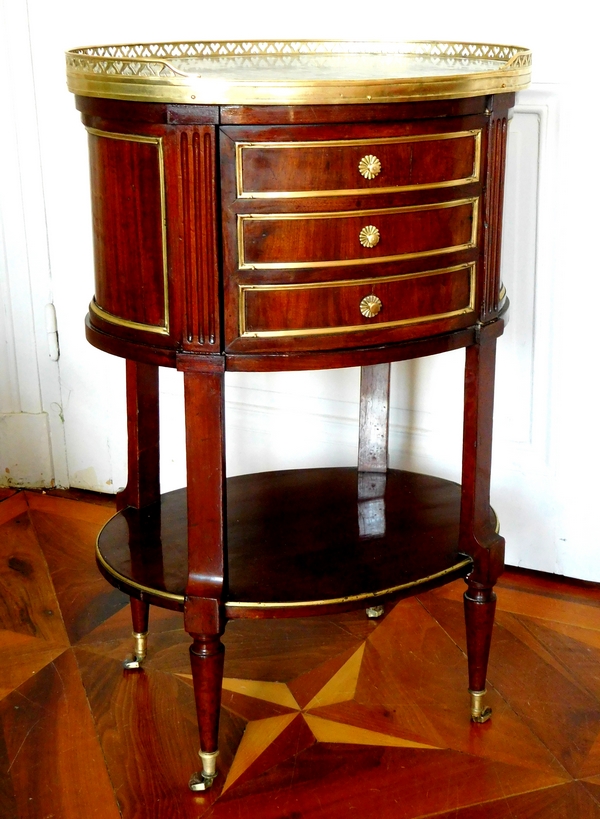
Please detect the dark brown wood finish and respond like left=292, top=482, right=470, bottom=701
left=117, top=360, right=160, bottom=511
left=88, top=132, right=167, bottom=332
left=96, top=470, right=483, bottom=617
left=163, top=126, right=221, bottom=353
left=9, top=489, right=600, bottom=818
left=74, top=85, right=517, bottom=789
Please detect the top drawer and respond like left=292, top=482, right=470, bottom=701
left=234, top=130, right=481, bottom=199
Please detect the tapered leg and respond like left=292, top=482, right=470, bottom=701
left=117, top=360, right=161, bottom=667
left=180, top=366, right=227, bottom=791
left=123, top=598, right=150, bottom=670
left=188, top=634, right=225, bottom=791
left=460, top=323, right=505, bottom=722
left=464, top=583, right=496, bottom=722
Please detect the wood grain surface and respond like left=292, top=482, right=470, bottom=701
left=3, top=489, right=600, bottom=818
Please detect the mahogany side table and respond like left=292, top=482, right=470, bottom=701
left=66, top=40, right=531, bottom=790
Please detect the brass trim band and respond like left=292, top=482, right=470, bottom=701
left=90, top=299, right=170, bottom=336
left=235, top=130, right=482, bottom=199
left=96, top=539, right=472, bottom=610
left=66, top=40, right=532, bottom=105
left=85, top=127, right=170, bottom=335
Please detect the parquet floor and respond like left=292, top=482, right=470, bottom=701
left=2, top=490, right=600, bottom=818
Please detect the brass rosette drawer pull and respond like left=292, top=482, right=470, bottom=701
left=359, top=294, right=382, bottom=318
left=359, top=225, right=380, bottom=248
left=358, top=154, right=382, bottom=179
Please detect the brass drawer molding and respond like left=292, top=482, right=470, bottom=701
left=237, top=198, right=479, bottom=270
left=358, top=155, right=382, bottom=180
left=234, top=130, right=482, bottom=199
left=360, top=295, right=382, bottom=318
left=359, top=225, right=380, bottom=248
left=238, top=262, right=476, bottom=338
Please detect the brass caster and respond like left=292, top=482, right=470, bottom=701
left=189, top=750, right=219, bottom=792
left=469, top=689, right=492, bottom=723
left=189, top=771, right=218, bottom=791
left=366, top=605, right=384, bottom=619
left=123, top=631, right=148, bottom=670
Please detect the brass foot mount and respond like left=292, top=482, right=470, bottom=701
left=189, top=750, right=219, bottom=792
left=365, top=605, right=384, bottom=619
left=123, top=631, right=148, bottom=670
left=469, top=689, right=492, bottom=723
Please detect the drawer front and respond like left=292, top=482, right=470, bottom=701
left=236, top=130, right=481, bottom=199
left=239, top=199, right=477, bottom=270
left=239, top=263, right=475, bottom=338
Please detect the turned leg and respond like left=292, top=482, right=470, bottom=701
left=117, top=361, right=161, bottom=667
left=123, top=598, right=150, bottom=670
left=460, top=324, right=505, bottom=723
left=188, top=634, right=225, bottom=791
left=464, top=583, right=496, bottom=722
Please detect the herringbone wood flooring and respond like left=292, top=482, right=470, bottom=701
left=2, top=489, right=600, bottom=817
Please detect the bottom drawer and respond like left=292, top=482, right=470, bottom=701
left=238, top=263, right=475, bottom=339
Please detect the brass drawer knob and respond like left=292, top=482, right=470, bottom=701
left=360, top=294, right=382, bottom=318
left=359, top=154, right=382, bottom=180
left=359, top=225, right=380, bottom=248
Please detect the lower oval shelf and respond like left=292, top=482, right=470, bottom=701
left=96, top=467, right=483, bottom=618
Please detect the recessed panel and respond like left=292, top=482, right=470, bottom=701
left=88, top=129, right=168, bottom=334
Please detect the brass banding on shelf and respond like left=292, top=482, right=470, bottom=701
left=96, top=536, right=472, bottom=610
left=227, top=557, right=474, bottom=608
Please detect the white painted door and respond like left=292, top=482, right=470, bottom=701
left=0, top=0, right=68, bottom=489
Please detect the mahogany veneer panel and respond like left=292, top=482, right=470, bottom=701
left=88, top=132, right=166, bottom=330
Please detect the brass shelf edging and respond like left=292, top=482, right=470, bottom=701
left=95, top=537, right=473, bottom=610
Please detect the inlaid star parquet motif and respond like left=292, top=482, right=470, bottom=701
left=178, top=641, right=441, bottom=794
left=5, top=491, right=600, bottom=818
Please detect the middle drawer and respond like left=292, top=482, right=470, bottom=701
left=239, top=198, right=478, bottom=270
